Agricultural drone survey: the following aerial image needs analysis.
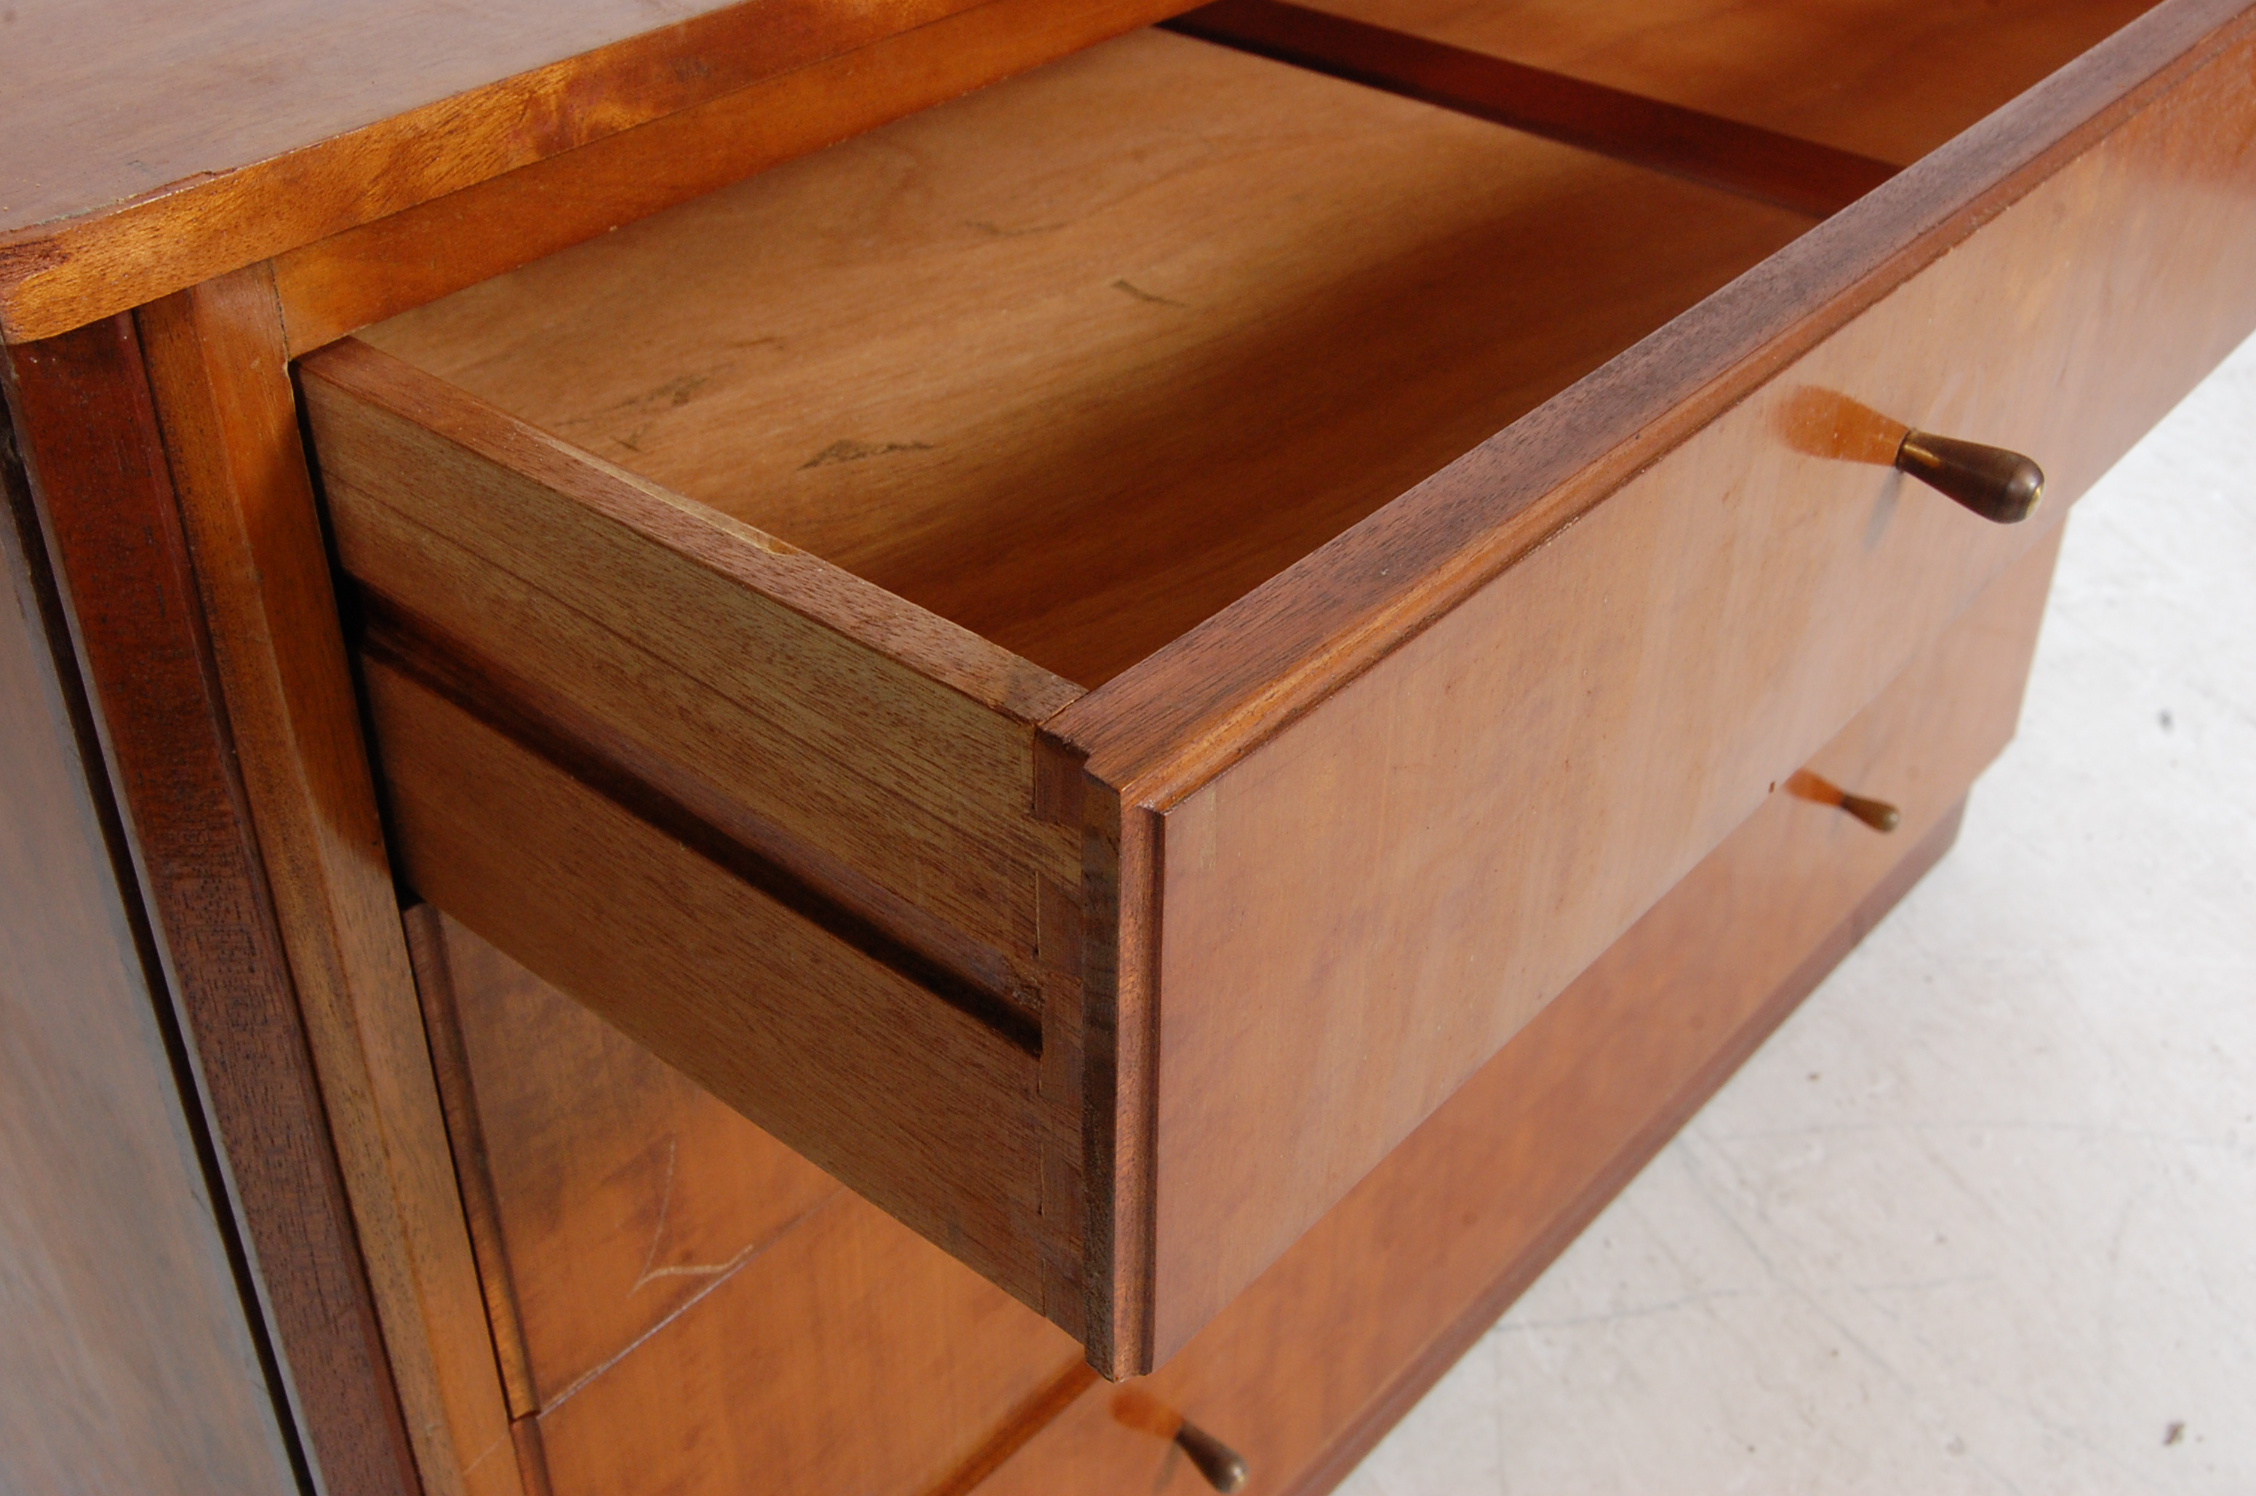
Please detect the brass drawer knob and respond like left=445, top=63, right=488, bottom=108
left=1894, top=429, right=2045, bottom=524
left=1174, top=1419, right=1251, bottom=1493
left=1787, top=770, right=1901, bottom=832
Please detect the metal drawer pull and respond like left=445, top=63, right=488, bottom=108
left=1114, top=1390, right=1251, bottom=1491
left=1894, top=429, right=2045, bottom=524
left=1788, top=770, right=1901, bottom=833
left=1174, top=1419, right=1251, bottom=1493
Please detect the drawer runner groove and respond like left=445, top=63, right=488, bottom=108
left=359, top=596, right=1045, bottom=1056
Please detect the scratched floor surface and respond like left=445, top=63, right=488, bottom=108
left=1335, top=333, right=2256, bottom=1495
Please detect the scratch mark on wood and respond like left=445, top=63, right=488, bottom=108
left=800, top=438, right=935, bottom=469
left=1110, top=277, right=1186, bottom=308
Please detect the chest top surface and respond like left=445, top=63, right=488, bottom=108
left=0, top=0, right=1010, bottom=343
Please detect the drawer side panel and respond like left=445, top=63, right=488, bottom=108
left=301, top=341, right=1080, bottom=983
left=361, top=656, right=1056, bottom=1308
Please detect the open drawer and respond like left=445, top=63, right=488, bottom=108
left=298, top=0, right=2256, bottom=1375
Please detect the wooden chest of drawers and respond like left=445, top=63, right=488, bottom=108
left=4, top=1, right=2253, bottom=1493
left=305, top=0, right=2256, bottom=1377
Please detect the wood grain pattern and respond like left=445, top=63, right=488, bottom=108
left=406, top=905, right=841, bottom=1409
left=1303, top=0, right=2163, bottom=165
left=532, top=1190, right=1085, bottom=1496
left=1, top=383, right=299, bottom=1496
left=2, top=315, right=422, bottom=1496
left=983, top=529, right=2060, bottom=1494
left=359, top=653, right=1067, bottom=1318
left=137, top=265, right=522, bottom=1496
left=273, top=0, right=1199, bottom=357
left=1118, top=0, right=2256, bottom=1359
left=319, top=0, right=2256, bottom=1375
left=0, top=0, right=1194, bottom=343
left=411, top=913, right=1089, bottom=1496
left=302, top=338, right=1080, bottom=994
left=1050, top=0, right=2255, bottom=789
left=402, top=905, right=543, bottom=1422
left=1165, top=0, right=1899, bottom=216
left=357, top=27, right=1807, bottom=690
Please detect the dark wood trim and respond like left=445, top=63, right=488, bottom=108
left=360, top=596, right=1044, bottom=1053
left=4, top=378, right=304, bottom=1496
left=1164, top=0, right=1898, bottom=217
left=1, top=317, right=421, bottom=1496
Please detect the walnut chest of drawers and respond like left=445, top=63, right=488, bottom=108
left=5, top=1, right=2253, bottom=1493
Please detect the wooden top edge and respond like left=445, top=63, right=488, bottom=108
left=1049, top=0, right=2256, bottom=802
left=0, top=0, right=1013, bottom=345
left=300, top=339, right=1083, bottom=727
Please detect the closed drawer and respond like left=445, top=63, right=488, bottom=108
left=981, top=513, right=2064, bottom=1496
left=299, top=0, right=2256, bottom=1374
left=403, top=908, right=1087, bottom=1496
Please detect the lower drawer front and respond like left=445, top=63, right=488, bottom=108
left=984, top=524, right=2061, bottom=1495
left=405, top=908, right=1087, bottom=1496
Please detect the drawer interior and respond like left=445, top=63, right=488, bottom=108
left=357, top=2, right=2142, bottom=690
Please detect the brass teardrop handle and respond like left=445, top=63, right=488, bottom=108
left=1174, top=1420, right=1250, bottom=1493
left=1893, top=430, right=2045, bottom=524
left=1787, top=770, right=1900, bottom=833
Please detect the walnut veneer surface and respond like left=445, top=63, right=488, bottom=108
left=4, top=1, right=2251, bottom=1492
left=320, top=0, right=2256, bottom=1374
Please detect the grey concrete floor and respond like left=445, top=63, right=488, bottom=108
left=1337, top=332, right=2256, bottom=1494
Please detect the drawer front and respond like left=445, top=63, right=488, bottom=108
left=987, top=530, right=2059, bottom=1494
left=1096, top=5, right=2256, bottom=1363
left=405, top=910, right=1085, bottom=1496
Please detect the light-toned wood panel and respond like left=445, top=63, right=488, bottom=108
left=403, top=907, right=541, bottom=1421
left=533, top=1190, right=1086, bottom=1496
left=358, top=656, right=1063, bottom=1316
left=274, top=0, right=1199, bottom=356
left=360, top=27, right=1809, bottom=689
left=1, top=0, right=749, bottom=235
left=134, top=269, right=521, bottom=1496
left=0, top=0, right=1113, bottom=343
left=301, top=339, right=1078, bottom=982
left=1051, top=0, right=2253, bottom=792
left=1306, top=0, right=2161, bottom=165
left=1146, top=495, right=2054, bottom=1362
left=984, top=534, right=2058, bottom=1494
left=1133, top=0, right=2256, bottom=1361
left=412, top=912, right=1093, bottom=1494
left=413, top=909, right=842, bottom=1408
